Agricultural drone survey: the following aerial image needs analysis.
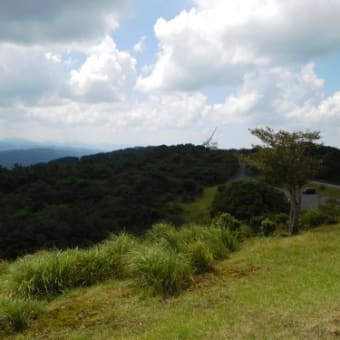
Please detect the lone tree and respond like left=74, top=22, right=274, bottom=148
left=244, top=127, right=321, bottom=235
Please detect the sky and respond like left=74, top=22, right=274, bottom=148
left=0, top=0, right=340, bottom=149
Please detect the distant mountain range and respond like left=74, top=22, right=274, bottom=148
left=0, top=139, right=126, bottom=168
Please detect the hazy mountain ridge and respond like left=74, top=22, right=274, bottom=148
left=0, top=139, right=127, bottom=168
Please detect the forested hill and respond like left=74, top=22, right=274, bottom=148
left=0, top=144, right=238, bottom=259
left=309, top=144, right=340, bottom=184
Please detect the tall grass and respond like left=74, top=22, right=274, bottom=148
left=5, top=225, right=239, bottom=299
left=7, top=234, right=136, bottom=298
left=129, top=245, right=193, bottom=297
left=144, top=223, right=239, bottom=279
left=0, top=298, right=43, bottom=333
left=146, top=223, right=239, bottom=259
left=187, top=240, right=214, bottom=274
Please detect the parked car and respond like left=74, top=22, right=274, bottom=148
left=303, top=188, right=316, bottom=195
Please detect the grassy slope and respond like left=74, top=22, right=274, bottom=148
left=310, top=183, right=340, bottom=198
left=180, top=185, right=218, bottom=224
left=11, top=223, right=340, bottom=340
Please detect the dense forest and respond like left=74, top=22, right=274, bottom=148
left=0, top=144, right=238, bottom=259
left=308, top=144, right=340, bottom=184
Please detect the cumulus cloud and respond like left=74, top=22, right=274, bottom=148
left=69, top=36, right=137, bottom=102
left=138, top=0, right=340, bottom=92
left=210, top=91, right=262, bottom=124
left=221, top=63, right=329, bottom=124
left=0, top=43, right=66, bottom=105
left=286, top=91, right=340, bottom=122
left=0, top=0, right=132, bottom=44
left=19, top=91, right=208, bottom=131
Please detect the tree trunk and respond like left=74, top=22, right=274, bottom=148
left=288, top=189, right=301, bottom=235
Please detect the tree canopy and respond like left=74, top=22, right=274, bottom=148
left=244, top=127, right=321, bottom=235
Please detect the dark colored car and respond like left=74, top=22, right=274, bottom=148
left=303, top=188, right=316, bottom=195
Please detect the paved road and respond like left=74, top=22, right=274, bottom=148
left=310, top=181, right=340, bottom=190
left=230, top=164, right=340, bottom=211
left=302, top=181, right=340, bottom=210
left=301, top=194, right=332, bottom=211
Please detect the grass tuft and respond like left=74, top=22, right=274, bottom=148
left=186, top=240, right=214, bottom=274
left=129, top=245, right=193, bottom=297
left=0, top=298, right=44, bottom=333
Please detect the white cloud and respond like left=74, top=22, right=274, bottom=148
left=69, top=36, right=137, bottom=102
left=19, top=91, right=208, bottom=130
left=138, top=0, right=340, bottom=92
left=133, top=36, right=146, bottom=53
left=286, top=92, right=340, bottom=122
left=210, top=91, right=261, bottom=124
left=0, top=43, right=66, bottom=105
left=45, top=52, right=62, bottom=63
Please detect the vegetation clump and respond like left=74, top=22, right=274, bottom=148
left=0, top=299, right=44, bottom=333
left=5, top=224, right=238, bottom=299
left=7, top=234, right=136, bottom=298
left=129, top=245, right=193, bottom=297
left=300, top=200, right=340, bottom=229
left=211, top=179, right=289, bottom=235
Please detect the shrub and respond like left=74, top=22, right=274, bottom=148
left=319, top=200, right=340, bottom=224
left=271, top=213, right=289, bottom=225
left=260, top=218, right=276, bottom=236
left=129, top=245, right=193, bottom=297
left=299, top=209, right=326, bottom=229
left=237, top=224, right=253, bottom=240
left=300, top=200, right=340, bottom=229
left=0, top=299, right=43, bottom=333
left=211, top=213, right=242, bottom=231
left=211, top=179, right=289, bottom=220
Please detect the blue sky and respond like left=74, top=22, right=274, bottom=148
left=0, top=0, right=339, bottom=149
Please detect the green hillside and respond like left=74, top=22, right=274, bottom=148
left=180, top=185, right=219, bottom=224
left=0, top=145, right=238, bottom=259
left=1, top=223, right=339, bottom=339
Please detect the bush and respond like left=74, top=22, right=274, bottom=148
left=129, top=245, right=193, bottom=297
left=0, top=299, right=43, bottom=333
left=211, top=179, right=289, bottom=220
left=300, top=209, right=326, bottom=229
left=7, top=234, right=136, bottom=298
left=211, top=213, right=242, bottom=231
left=300, top=201, right=340, bottom=229
left=260, top=218, right=276, bottom=236
left=319, top=200, right=340, bottom=224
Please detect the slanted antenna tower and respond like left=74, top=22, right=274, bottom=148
left=202, top=127, right=218, bottom=150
